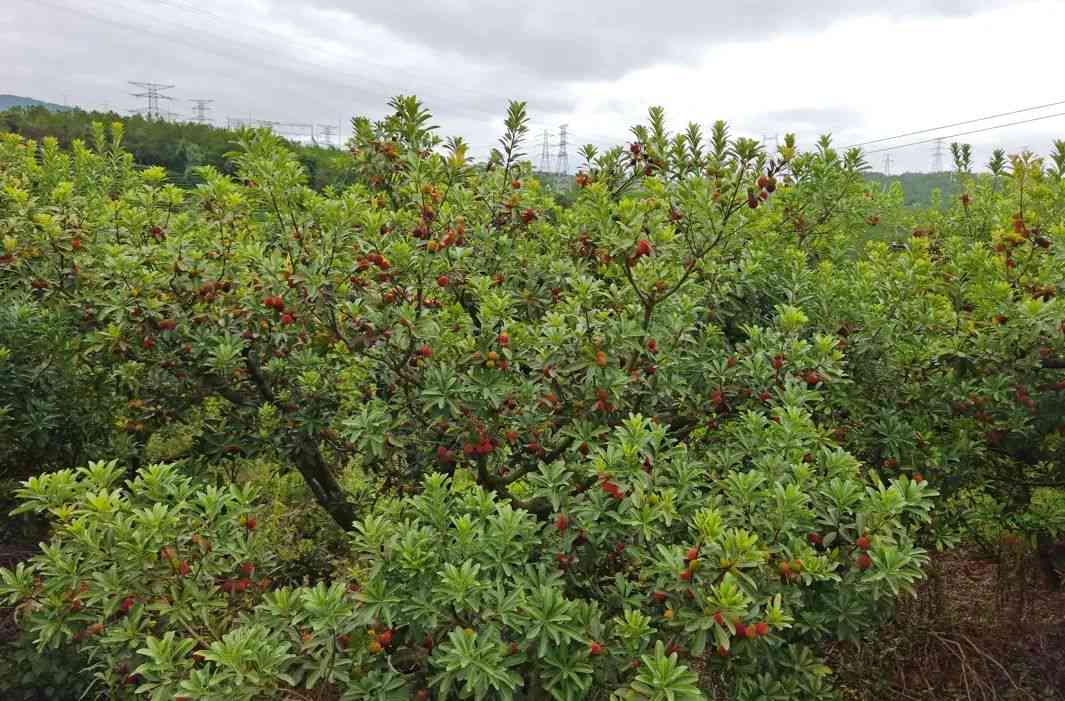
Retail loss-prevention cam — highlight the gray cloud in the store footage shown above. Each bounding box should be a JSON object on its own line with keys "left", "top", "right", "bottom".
{"left": 285, "top": 0, "right": 1009, "bottom": 81}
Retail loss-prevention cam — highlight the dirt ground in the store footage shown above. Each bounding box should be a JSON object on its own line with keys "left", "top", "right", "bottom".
{"left": 829, "top": 548, "right": 1065, "bottom": 700}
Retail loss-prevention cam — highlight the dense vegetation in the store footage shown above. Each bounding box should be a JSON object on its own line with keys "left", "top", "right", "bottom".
{"left": 0, "top": 105, "right": 354, "bottom": 191}
{"left": 0, "top": 96, "right": 1063, "bottom": 700}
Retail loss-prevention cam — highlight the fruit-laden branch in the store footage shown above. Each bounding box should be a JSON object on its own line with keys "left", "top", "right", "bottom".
{"left": 242, "top": 348, "right": 358, "bottom": 530}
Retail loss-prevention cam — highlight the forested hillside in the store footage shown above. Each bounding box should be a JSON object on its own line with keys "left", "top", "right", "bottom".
{"left": 0, "top": 105, "right": 353, "bottom": 190}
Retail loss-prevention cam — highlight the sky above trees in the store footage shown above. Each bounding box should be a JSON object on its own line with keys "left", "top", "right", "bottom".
{"left": 5, "top": 0, "right": 1065, "bottom": 172}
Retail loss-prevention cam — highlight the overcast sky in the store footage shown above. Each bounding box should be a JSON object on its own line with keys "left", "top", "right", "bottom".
{"left": 6, "top": 0, "right": 1065, "bottom": 173}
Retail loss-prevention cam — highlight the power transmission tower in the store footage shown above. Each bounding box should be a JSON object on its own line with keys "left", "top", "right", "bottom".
{"left": 538, "top": 129, "right": 552, "bottom": 174}
{"left": 316, "top": 124, "right": 338, "bottom": 147}
{"left": 189, "top": 98, "right": 214, "bottom": 125}
{"left": 882, "top": 153, "right": 894, "bottom": 176}
{"left": 931, "top": 138, "right": 945, "bottom": 172}
{"left": 555, "top": 124, "right": 569, "bottom": 176}
{"left": 128, "top": 81, "right": 175, "bottom": 120}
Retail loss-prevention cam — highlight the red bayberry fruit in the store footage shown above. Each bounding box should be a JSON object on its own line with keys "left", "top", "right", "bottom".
{"left": 652, "top": 590, "right": 667, "bottom": 603}
{"left": 595, "top": 350, "right": 608, "bottom": 368}
{"left": 239, "top": 562, "right": 255, "bottom": 577}
{"left": 913, "top": 473, "right": 925, "bottom": 483}
{"left": 244, "top": 516, "right": 257, "bottom": 531}
{"left": 856, "top": 536, "right": 871, "bottom": 551}
{"left": 808, "top": 532, "right": 822, "bottom": 546}
{"left": 755, "top": 622, "right": 769, "bottom": 637}
{"left": 713, "top": 611, "right": 726, "bottom": 626}
{"left": 281, "top": 313, "right": 295, "bottom": 326}
{"left": 418, "top": 345, "right": 432, "bottom": 358}
{"left": 734, "top": 622, "right": 747, "bottom": 638}
{"left": 856, "top": 553, "right": 873, "bottom": 570}
{"left": 679, "top": 569, "right": 692, "bottom": 582}
{"left": 498, "top": 332, "right": 509, "bottom": 346}
{"left": 415, "top": 689, "right": 430, "bottom": 701}
{"left": 555, "top": 513, "right": 569, "bottom": 534}
{"left": 588, "top": 641, "right": 605, "bottom": 656}
{"left": 376, "top": 629, "right": 393, "bottom": 647}
{"left": 634, "top": 239, "right": 653, "bottom": 258}
{"left": 436, "top": 275, "right": 449, "bottom": 287}
{"left": 685, "top": 546, "right": 699, "bottom": 562}
{"left": 647, "top": 338, "right": 657, "bottom": 353}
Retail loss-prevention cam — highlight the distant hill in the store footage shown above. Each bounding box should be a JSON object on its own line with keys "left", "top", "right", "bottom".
{"left": 0, "top": 94, "right": 70, "bottom": 112}
{"left": 865, "top": 171, "right": 962, "bottom": 208}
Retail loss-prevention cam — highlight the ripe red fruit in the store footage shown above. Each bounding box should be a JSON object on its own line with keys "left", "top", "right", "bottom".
{"left": 415, "top": 689, "right": 430, "bottom": 701}
{"left": 734, "top": 622, "right": 747, "bottom": 638}
{"left": 159, "top": 319, "right": 177, "bottom": 331}
{"left": 634, "top": 239, "right": 653, "bottom": 258}
{"left": 280, "top": 313, "right": 295, "bottom": 326}
{"left": 652, "top": 590, "right": 667, "bottom": 603}
{"left": 808, "top": 532, "right": 822, "bottom": 546}
{"left": 376, "top": 629, "right": 394, "bottom": 647}
{"left": 177, "top": 560, "right": 191, "bottom": 577}
{"left": 745, "top": 624, "right": 758, "bottom": 639}
{"left": 755, "top": 622, "right": 769, "bottom": 637}
{"left": 856, "top": 553, "right": 873, "bottom": 570}
{"left": 679, "top": 569, "right": 692, "bottom": 582}
{"left": 555, "top": 513, "right": 569, "bottom": 534}
{"left": 913, "top": 473, "right": 925, "bottom": 483}
{"left": 120, "top": 596, "right": 135, "bottom": 612}
{"left": 646, "top": 338, "right": 657, "bottom": 353}
{"left": 498, "top": 332, "right": 509, "bottom": 346}
{"left": 595, "top": 350, "right": 608, "bottom": 368}
{"left": 511, "top": 179, "right": 522, "bottom": 189}
{"left": 141, "top": 336, "right": 156, "bottom": 350}
{"left": 522, "top": 208, "right": 536, "bottom": 224}
{"left": 418, "top": 345, "right": 432, "bottom": 358}
{"left": 436, "top": 275, "right": 449, "bottom": 287}
{"left": 726, "top": 356, "right": 737, "bottom": 368}
{"left": 804, "top": 370, "right": 821, "bottom": 386}
{"left": 239, "top": 562, "right": 255, "bottom": 577}
{"left": 713, "top": 611, "right": 726, "bottom": 626}
{"left": 685, "top": 546, "right": 699, "bottom": 562}
{"left": 856, "top": 536, "right": 871, "bottom": 551}
{"left": 244, "top": 515, "right": 257, "bottom": 531}
{"left": 588, "top": 641, "right": 605, "bottom": 656}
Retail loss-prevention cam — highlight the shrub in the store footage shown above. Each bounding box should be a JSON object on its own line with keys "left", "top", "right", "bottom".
{"left": 1, "top": 97, "right": 1062, "bottom": 698}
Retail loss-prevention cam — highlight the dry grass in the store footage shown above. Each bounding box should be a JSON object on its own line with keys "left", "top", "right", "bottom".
{"left": 830, "top": 548, "right": 1065, "bottom": 701}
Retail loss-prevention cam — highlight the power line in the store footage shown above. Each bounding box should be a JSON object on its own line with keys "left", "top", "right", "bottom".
{"left": 847, "top": 98, "right": 1065, "bottom": 149}
{"left": 863, "top": 110, "right": 1065, "bottom": 155}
